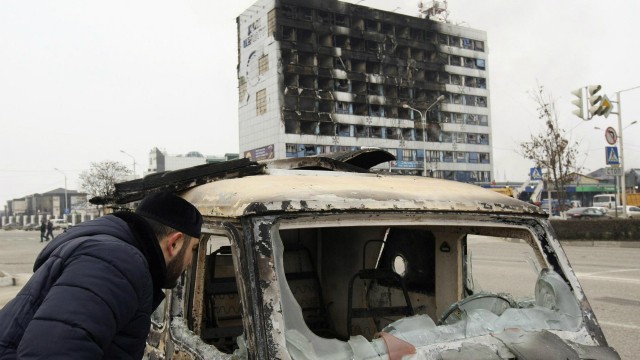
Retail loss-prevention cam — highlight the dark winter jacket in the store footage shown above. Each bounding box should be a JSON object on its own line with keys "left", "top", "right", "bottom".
{"left": 0, "top": 213, "right": 167, "bottom": 359}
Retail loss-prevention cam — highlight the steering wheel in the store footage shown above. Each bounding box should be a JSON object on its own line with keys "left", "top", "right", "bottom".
{"left": 438, "top": 293, "right": 514, "bottom": 325}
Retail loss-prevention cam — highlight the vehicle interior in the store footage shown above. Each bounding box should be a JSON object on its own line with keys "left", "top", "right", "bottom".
{"left": 192, "top": 219, "right": 547, "bottom": 355}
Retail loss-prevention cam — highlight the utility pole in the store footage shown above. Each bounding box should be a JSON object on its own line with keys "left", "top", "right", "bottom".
{"left": 54, "top": 168, "right": 68, "bottom": 217}
{"left": 120, "top": 150, "right": 137, "bottom": 178}
{"left": 403, "top": 95, "right": 445, "bottom": 177}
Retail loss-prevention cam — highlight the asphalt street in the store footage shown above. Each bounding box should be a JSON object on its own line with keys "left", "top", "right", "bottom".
{"left": 1, "top": 230, "right": 638, "bottom": 359}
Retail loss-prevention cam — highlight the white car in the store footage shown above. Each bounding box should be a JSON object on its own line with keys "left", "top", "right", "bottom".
{"left": 50, "top": 219, "right": 72, "bottom": 230}
{"left": 610, "top": 206, "right": 640, "bottom": 219}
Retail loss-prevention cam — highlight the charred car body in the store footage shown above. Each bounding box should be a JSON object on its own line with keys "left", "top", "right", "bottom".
{"left": 100, "top": 149, "right": 618, "bottom": 359}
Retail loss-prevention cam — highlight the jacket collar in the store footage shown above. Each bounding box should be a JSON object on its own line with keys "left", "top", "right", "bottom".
{"left": 113, "top": 211, "right": 167, "bottom": 309}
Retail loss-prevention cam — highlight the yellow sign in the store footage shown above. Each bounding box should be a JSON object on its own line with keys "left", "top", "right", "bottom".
{"left": 600, "top": 95, "right": 613, "bottom": 118}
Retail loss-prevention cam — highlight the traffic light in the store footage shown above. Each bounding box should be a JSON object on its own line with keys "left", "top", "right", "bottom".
{"left": 587, "top": 85, "right": 603, "bottom": 119}
{"left": 593, "top": 95, "right": 613, "bottom": 118}
{"left": 571, "top": 87, "right": 585, "bottom": 120}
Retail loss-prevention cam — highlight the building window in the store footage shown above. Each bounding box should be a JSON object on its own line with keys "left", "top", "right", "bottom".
{"left": 239, "top": 78, "right": 247, "bottom": 102}
{"left": 268, "top": 9, "right": 276, "bottom": 36}
{"left": 464, "top": 77, "right": 476, "bottom": 88}
{"left": 335, "top": 102, "right": 351, "bottom": 114}
{"left": 259, "top": 55, "right": 269, "bottom": 75}
{"left": 464, "top": 95, "right": 474, "bottom": 106}
{"left": 428, "top": 150, "right": 439, "bottom": 162}
{"left": 464, "top": 57, "right": 475, "bottom": 68}
{"left": 443, "top": 151, "right": 453, "bottom": 162}
{"left": 475, "top": 40, "right": 485, "bottom": 52}
{"left": 476, "top": 59, "right": 486, "bottom": 70}
{"left": 256, "top": 89, "right": 267, "bottom": 115}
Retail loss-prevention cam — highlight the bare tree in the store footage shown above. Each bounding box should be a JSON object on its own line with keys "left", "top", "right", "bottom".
{"left": 79, "top": 161, "right": 131, "bottom": 204}
{"left": 520, "top": 85, "right": 581, "bottom": 211}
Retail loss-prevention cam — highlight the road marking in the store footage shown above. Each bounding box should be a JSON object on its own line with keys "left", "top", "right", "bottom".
{"left": 599, "top": 321, "right": 640, "bottom": 331}
{"left": 578, "top": 268, "right": 640, "bottom": 277}
{"left": 576, "top": 274, "right": 640, "bottom": 285}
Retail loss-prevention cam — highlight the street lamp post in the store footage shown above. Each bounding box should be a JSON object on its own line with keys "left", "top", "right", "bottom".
{"left": 53, "top": 168, "right": 68, "bottom": 217}
{"left": 403, "top": 95, "right": 446, "bottom": 177}
{"left": 611, "top": 86, "right": 640, "bottom": 218}
{"left": 120, "top": 150, "right": 137, "bottom": 178}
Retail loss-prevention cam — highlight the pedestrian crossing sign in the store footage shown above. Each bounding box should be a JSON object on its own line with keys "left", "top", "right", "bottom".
{"left": 605, "top": 146, "right": 620, "bottom": 165}
{"left": 529, "top": 167, "right": 543, "bottom": 180}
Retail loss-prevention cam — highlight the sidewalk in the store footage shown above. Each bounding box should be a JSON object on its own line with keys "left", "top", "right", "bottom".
{"left": 0, "top": 272, "right": 32, "bottom": 308}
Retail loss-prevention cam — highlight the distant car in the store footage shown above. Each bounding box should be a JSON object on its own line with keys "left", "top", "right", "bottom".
{"left": 566, "top": 207, "right": 610, "bottom": 219}
{"left": 2, "top": 222, "right": 22, "bottom": 230}
{"left": 609, "top": 206, "right": 640, "bottom": 219}
{"left": 50, "top": 219, "right": 72, "bottom": 230}
{"left": 540, "top": 199, "right": 572, "bottom": 216}
{"left": 22, "top": 222, "right": 39, "bottom": 231}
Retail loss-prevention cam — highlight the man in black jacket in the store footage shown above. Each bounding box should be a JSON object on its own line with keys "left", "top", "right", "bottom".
{"left": 0, "top": 191, "right": 203, "bottom": 359}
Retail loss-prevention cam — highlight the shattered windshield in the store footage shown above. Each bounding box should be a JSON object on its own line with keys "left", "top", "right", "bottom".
{"left": 268, "top": 221, "right": 584, "bottom": 359}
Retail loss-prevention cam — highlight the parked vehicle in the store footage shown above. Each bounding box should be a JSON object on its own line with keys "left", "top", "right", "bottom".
{"left": 2, "top": 222, "right": 22, "bottom": 231}
{"left": 539, "top": 199, "right": 572, "bottom": 216}
{"left": 566, "top": 207, "right": 611, "bottom": 219}
{"left": 50, "top": 219, "right": 72, "bottom": 230}
{"left": 609, "top": 206, "right": 640, "bottom": 219}
{"left": 98, "top": 150, "right": 618, "bottom": 359}
{"left": 592, "top": 194, "right": 617, "bottom": 209}
{"left": 22, "top": 222, "right": 39, "bottom": 231}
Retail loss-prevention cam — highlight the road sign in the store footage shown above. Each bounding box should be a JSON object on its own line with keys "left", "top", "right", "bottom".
{"left": 600, "top": 95, "right": 613, "bottom": 118}
{"left": 604, "top": 167, "right": 623, "bottom": 176}
{"left": 605, "top": 146, "right": 620, "bottom": 165}
{"left": 529, "top": 167, "right": 543, "bottom": 180}
{"left": 605, "top": 127, "right": 617, "bottom": 145}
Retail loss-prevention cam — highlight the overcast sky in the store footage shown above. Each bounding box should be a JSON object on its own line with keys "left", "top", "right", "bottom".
{"left": 1, "top": 0, "right": 639, "bottom": 207}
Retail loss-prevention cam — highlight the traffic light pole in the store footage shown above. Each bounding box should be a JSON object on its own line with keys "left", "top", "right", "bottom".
{"left": 611, "top": 85, "right": 640, "bottom": 218}
{"left": 615, "top": 91, "right": 627, "bottom": 218}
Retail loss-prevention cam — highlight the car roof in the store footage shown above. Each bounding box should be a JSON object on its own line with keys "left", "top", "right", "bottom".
{"left": 102, "top": 149, "right": 546, "bottom": 219}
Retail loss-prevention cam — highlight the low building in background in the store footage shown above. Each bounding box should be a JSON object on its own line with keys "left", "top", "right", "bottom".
{"left": 147, "top": 147, "right": 239, "bottom": 174}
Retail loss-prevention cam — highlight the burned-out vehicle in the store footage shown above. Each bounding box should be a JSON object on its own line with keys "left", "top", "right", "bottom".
{"left": 104, "top": 149, "right": 618, "bottom": 359}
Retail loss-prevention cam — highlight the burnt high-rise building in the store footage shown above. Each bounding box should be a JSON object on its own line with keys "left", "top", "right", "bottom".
{"left": 238, "top": 0, "right": 491, "bottom": 182}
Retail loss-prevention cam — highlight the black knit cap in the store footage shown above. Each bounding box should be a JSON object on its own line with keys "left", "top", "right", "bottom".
{"left": 135, "top": 192, "right": 203, "bottom": 238}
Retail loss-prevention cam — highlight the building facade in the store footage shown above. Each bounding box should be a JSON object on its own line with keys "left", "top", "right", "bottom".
{"left": 147, "top": 147, "right": 239, "bottom": 174}
{"left": 4, "top": 188, "right": 86, "bottom": 218}
{"left": 237, "top": 0, "right": 492, "bottom": 181}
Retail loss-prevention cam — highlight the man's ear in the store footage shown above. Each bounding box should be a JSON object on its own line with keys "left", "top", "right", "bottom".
{"left": 164, "top": 232, "right": 184, "bottom": 258}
